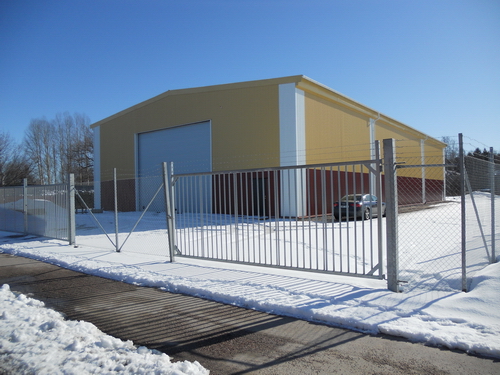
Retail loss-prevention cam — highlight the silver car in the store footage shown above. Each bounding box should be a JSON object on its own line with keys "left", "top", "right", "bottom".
{"left": 333, "top": 194, "right": 386, "bottom": 220}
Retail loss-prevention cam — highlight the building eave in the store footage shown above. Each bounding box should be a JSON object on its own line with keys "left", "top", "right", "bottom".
{"left": 296, "top": 76, "right": 446, "bottom": 148}
{"left": 90, "top": 75, "right": 304, "bottom": 129}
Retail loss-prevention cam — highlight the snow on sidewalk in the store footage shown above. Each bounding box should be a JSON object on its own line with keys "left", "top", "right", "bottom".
{"left": 0, "top": 283, "right": 209, "bottom": 375}
{"left": 1, "top": 232, "right": 500, "bottom": 361}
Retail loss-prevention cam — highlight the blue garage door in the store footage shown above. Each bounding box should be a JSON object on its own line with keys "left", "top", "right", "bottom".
{"left": 137, "top": 121, "right": 212, "bottom": 212}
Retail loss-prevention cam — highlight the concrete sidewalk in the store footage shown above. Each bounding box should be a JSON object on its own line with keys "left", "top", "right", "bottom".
{"left": 1, "top": 253, "right": 498, "bottom": 374}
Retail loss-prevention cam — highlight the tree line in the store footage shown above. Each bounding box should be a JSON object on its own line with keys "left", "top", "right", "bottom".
{"left": 441, "top": 136, "right": 500, "bottom": 166}
{"left": 0, "top": 112, "right": 93, "bottom": 187}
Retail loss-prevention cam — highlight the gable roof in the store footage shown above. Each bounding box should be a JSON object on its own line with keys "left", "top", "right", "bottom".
{"left": 91, "top": 75, "right": 445, "bottom": 148}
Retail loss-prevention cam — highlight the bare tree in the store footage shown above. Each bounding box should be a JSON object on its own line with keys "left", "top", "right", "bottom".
{"left": 54, "top": 112, "right": 73, "bottom": 182}
{"left": 54, "top": 112, "right": 93, "bottom": 183}
{"left": 72, "top": 113, "right": 93, "bottom": 184}
{"left": 24, "top": 118, "right": 58, "bottom": 184}
{"left": 0, "top": 131, "right": 33, "bottom": 186}
{"left": 441, "top": 136, "right": 459, "bottom": 163}
{"left": 23, "top": 113, "right": 93, "bottom": 184}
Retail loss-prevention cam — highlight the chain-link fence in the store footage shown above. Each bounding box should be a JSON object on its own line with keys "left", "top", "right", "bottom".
{"left": 464, "top": 156, "right": 499, "bottom": 282}
{"left": 75, "top": 135, "right": 498, "bottom": 293}
{"left": 397, "top": 154, "right": 463, "bottom": 291}
{"left": 75, "top": 182, "right": 94, "bottom": 213}
{"left": 395, "top": 139, "right": 498, "bottom": 292}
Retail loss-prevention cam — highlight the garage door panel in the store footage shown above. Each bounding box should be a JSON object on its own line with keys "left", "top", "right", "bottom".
{"left": 137, "top": 121, "right": 211, "bottom": 212}
{"left": 138, "top": 121, "right": 211, "bottom": 175}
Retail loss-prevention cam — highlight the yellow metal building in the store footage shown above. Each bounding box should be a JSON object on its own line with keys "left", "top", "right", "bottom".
{"left": 91, "top": 75, "right": 446, "bottom": 212}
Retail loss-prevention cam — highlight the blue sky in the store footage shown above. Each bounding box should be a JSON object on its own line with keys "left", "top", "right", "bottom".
{"left": 1, "top": 0, "right": 499, "bottom": 152}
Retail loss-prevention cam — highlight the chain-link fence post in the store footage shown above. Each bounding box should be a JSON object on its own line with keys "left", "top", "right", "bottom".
{"left": 68, "top": 173, "right": 75, "bottom": 245}
{"left": 459, "top": 133, "right": 467, "bottom": 291}
{"left": 163, "top": 162, "right": 177, "bottom": 262}
{"left": 490, "top": 147, "right": 496, "bottom": 263}
{"left": 113, "top": 168, "right": 119, "bottom": 252}
{"left": 23, "top": 178, "right": 28, "bottom": 234}
{"left": 383, "top": 138, "right": 399, "bottom": 292}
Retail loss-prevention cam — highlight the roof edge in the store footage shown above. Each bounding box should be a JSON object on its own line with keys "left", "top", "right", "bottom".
{"left": 91, "top": 75, "right": 446, "bottom": 148}
{"left": 91, "top": 75, "right": 304, "bottom": 128}
{"left": 296, "top": 76, "right": 446, "bottom": 147}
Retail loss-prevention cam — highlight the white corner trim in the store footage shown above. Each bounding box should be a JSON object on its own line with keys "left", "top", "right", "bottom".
{"left": 279, "top": 83, "right": 306, "bottom": 167}
{"left": 279, "top": 83, "right": 306, "bottom": 217}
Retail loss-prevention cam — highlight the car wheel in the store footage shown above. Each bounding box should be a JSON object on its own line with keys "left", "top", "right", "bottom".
{"left": 382, "top": 207, "right": 386, "bottom": 217}
{"left": 363, "top": 208, "right": 371, "bottom": 220}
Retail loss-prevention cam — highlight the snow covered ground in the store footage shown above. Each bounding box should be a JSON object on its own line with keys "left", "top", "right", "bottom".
{"left": 0, "top": 193, "right": 499, "bottom": 373}
{"left": 0, "top": 284, "right": 208, "bottom": 375}
{"left": 72, "top": 193, "right": 498, "bottom": 293}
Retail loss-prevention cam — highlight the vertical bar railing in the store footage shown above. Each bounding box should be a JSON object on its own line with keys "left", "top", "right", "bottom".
{"left": 329, "top": 166, "right": 335, "bottom": 272}
{"left": 313, "top": 168, "right": 319, "bottom": 270}
{"left": 171, "top": 158, "right": 386, "bottom": 279}
{"left": 273, "top": 170, "right": 279, "bottom": 266}
{"left": 337, "top": 166, "right": 343, "bottom": 273}
{"left": 234, "top": 172, "right": 239, "bottom": 261}
{"left": 201, "top": 174, "right": 205, "bottom": 257}
{"left": 321, "top": 167, "right": 327, "bottom": 271}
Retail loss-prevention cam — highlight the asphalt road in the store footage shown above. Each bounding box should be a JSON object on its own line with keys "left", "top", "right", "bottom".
{"left": 0, "top": 253, "right": 498, "bottom": 374}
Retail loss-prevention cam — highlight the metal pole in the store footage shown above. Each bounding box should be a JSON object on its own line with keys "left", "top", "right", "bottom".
{"left": 199, "top": 175, "right": 205, "bottom": 257}
{"left": 421, "top": 139, "right": 426, "bottom": 204}
{"left": 234, "top": 173, "right": 240, "bottom": 261}
{"left": 163, "top": 162, "right": 176, "bottom": 262}
{"left": 375, "top": 140, "right": 384, "bottom": 279}
{"left": 114, "top": 168, "right": 119, "bottom": 252}
{"left": 68, "top": 174, "right": 75, "bottom": 245}
{"left": 459, "top": 133, "right": 467, "bottom": 291}
{"left": 274, "top": 170, "right": 280, "bottom": 265}
{"left": 23, "top": 178, "right": 28, "bottom": 234}
{"left": 490, "top": 147, "right": 496, "bottom": 263}
{"left": 321, "top": 167, "right": 327, "bottom": 271}
{"left": 383, "top": 138, "right": 399, "bottom": 292}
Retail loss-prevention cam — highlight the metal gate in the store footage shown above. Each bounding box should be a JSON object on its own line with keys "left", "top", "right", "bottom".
{"left": 170, "top": 157, "right": 386, "bottom": 279}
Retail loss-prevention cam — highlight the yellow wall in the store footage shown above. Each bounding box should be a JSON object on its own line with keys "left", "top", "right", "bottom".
{"left": 95, "top": 75, "right": 446, "bottom": 182}
{"left": 376, "top": 121, "right": 444, "bottom": 179}
{"left": 304, "top": 92, "right": 371, "bottom": 164}
{"left": 421, "top": 142, "right": 445, "bottom": 180}
{"left": 298, "top": 76, "right": 445, "bottom": 181}
{"left": 96, "top": 83, "right": 282, "bottom": 180}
